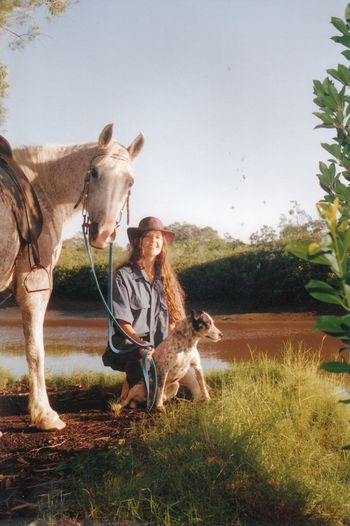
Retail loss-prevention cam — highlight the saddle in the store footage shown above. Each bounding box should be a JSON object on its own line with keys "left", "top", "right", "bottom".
{"left": 0, "top": 135, "right": 43, "bottom": 302}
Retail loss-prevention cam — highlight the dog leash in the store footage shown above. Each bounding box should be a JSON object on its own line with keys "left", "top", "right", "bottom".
{"left": 82, "top": 232, "right": 157, "bottom": 411}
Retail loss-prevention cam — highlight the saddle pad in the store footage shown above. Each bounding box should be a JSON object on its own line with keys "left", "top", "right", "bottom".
{"left": 0, "top": 155, "right": 43, "bottom": 247}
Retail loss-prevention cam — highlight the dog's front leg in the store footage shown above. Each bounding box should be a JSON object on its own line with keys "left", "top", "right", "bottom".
{"left": 193, "top": 365, "right": 211, "bottom": 401}
{"left": 155, "top": 371, "right": 168, "bottom": 411}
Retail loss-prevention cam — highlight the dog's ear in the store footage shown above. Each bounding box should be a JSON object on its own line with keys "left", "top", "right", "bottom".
{"left": 191, "top": 309, "right": 203, "bottom": 321}
{"left": 191, "top": 310, "right": 205, "bottom": 331}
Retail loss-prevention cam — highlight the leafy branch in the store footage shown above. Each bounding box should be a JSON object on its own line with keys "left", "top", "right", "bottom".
{"left": 287, "top": 7, "right": 350, "bottom": 390}
{"left": 0, "top": 0, "right": 77, "bottom": 126}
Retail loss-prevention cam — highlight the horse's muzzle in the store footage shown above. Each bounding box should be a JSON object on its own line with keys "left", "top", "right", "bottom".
{"left": 89, "top": 222, "right": 116, "bottom": 249}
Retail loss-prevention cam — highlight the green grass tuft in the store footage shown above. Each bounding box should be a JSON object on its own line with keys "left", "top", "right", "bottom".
{"left": 0, "top": 367, "right": 18, "bottom": 391}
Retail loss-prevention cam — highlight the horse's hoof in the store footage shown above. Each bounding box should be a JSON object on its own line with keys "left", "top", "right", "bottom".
{"left": 50, "top": 418, "right": 66, "bottom": 431}
{"left": 33, "top": 416, "right": 66, "bottom": 431}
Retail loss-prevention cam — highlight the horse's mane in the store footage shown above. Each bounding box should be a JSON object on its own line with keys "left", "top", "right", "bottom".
{"left": 12, "top": 142, "right": 97, "bottom": 183}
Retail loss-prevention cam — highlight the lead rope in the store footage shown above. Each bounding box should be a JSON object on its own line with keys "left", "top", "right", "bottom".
{"left": 81, "top": 207, "right": 157, "bottom": 411}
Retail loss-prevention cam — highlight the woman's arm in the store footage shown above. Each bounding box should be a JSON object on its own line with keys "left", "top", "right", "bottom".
{"left": 118, "top": 319, "right": 154, "bottom": 355}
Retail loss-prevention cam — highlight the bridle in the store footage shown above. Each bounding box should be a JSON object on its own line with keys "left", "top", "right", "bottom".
{"left": 74, "top": 150, "right": 132, "bottom": 236}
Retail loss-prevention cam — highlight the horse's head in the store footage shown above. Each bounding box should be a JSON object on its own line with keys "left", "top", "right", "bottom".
{"left": 86, "top": 124, "right": 144, "bottom": 249}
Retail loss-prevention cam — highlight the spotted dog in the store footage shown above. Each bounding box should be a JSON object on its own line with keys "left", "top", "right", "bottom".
{"left": 120, "top": 310, "right": 223, "bottom": 411}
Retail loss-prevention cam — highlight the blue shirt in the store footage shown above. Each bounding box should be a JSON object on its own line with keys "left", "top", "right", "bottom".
{"left": 112, "top": 264, "right": 169, "bottom": 347}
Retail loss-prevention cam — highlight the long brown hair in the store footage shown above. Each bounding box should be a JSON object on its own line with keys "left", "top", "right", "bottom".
{"left": 120, "top": 234, "right": 185, "bottom": 325}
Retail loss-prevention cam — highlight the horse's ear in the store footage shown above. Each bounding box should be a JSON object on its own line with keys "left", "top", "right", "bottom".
{"left": 98, "top": 124, "right": 114, "bottom": 147}
{"left": 0, "top": 136, "right": 13, "bottom": 158}
{"left": 127, "top": 132, "right": 144, "bottom": 160}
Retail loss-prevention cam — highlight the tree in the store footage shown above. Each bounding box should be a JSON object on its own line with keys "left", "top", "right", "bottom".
{"left": 167, "top": 222, "right": 222, "bottom": 244}
{"left": 278, "top": 201, "right": 324, "bottom": 243}
{"left": 249, "top": 225, "right": 278, "bottom": 248}
{"left": 0, "top": 0, "right": 76, "bottom": 125}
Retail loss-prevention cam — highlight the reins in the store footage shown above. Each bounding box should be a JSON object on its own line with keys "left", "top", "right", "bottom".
{"left": 80, "top": 158, "right": 157, "bottom": 411}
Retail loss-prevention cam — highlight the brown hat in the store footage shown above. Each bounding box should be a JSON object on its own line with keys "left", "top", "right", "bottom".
{"left": 127, "top": 216, "right": 175, "bottom": 244}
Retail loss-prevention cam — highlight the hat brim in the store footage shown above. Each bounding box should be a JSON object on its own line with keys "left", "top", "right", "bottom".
{"left": 127, "top": 227, "right": 175, "bottom": 244}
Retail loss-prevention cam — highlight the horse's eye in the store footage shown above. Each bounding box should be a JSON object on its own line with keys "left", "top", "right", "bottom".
{"left": 91, "top": 167, "right": 98, "bottom": 179}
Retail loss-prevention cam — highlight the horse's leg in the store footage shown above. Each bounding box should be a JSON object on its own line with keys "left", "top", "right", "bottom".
{"left": 18, "top": 288, "right": 66, "bottom": 430}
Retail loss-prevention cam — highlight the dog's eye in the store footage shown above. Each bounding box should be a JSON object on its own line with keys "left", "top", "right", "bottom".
{"left": 90, "top": 167, "right": 98, "bottom": 179}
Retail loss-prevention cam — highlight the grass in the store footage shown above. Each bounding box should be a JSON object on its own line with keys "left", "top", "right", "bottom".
{"left": 20, "top": 344, "right": 348, "bottom": 526}
{"left": 0, "top": 366, "right": 19, "bottom": 391}
{"left": 0, "top": 367, "right": 123, "bottom": 393}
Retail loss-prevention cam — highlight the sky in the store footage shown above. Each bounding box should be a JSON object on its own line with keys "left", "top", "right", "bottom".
{"left": 1, "top": 0, "right": 348, "bottom": 247}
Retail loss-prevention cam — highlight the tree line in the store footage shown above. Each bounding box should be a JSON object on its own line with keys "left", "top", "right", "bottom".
{"left": 53, "top": 203, "right": 330, "bottom": 311}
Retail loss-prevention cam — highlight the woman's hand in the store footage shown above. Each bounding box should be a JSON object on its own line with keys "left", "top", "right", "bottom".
{"left": 117, "top": 319, "right": 154, "bottom": 358}
{"left": 138, "top": 345, "right": 154, "bottom": 358}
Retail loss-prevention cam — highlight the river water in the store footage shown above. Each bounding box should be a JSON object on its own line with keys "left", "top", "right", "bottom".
{"left": 0, "top": 304, "right": 342, "bottom": 378}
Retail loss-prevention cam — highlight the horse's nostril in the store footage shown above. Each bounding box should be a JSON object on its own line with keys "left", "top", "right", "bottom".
{"left": 89, "top": 222, "right": 98, "bottom": 240}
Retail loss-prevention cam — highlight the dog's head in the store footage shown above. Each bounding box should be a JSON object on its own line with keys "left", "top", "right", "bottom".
{"left": 191, "top": 310, "right": 223, "bottom": 341}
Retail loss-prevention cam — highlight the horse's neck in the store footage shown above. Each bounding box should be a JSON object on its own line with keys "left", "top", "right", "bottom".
{"left": 13, "top": 143, "right": 96, "bottom": 226}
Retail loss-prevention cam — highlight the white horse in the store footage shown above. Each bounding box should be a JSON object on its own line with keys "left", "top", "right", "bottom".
{"left": 0, "top": 123, "right": 144, "bottom": 431}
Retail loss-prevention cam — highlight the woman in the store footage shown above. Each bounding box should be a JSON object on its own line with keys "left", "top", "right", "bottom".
{"left": 103, "top": 216, "right": 201, "bottom": 401}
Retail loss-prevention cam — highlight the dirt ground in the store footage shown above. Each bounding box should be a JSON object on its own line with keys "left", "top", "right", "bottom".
{"left": 0, "top": 386, "right": 140, "bottom": 525}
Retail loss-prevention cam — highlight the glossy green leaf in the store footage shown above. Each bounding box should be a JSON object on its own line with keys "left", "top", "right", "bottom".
{"left": 321, "top": 143, "right": 342, "bottom": 159}
{"left": 315, "top": 315, "right": 344, "bottom": 332}
{"left": 313, "top": 111, "right": 335, "bottom": 126}
{"left": 331, "top": 34, "right": 350, "bottom": 48}
{"left": 285, "top": 243, "right": 330, "bottom": 265}
{"left": 344, "top": 228, "right": 350, "bottom": 251}
{"left": 331, "top": 16, "right": 350, "bottom": 35}
{"left": 314, "top": 123, "right": 334, "bottom": 130}
{"left": 341, "top": 49, "right": 350, "bottom": 61}
{"left": 327, "top": 67, "right": 343, "bottom": 84}
{"left": 320, "top": 361, "right": 350, "bottom": 373}
{"left": 285, "top": 243, "right": 308, "bottom": 259}
{"left": 323, "top": 253, "right": 340, "bottom": 274}
{"left": 335, "top": 179, "right": 350, "bottom": 201}
{"left": 327, "top": 64, "right": 350, "bottom": 86}
{"left": 344, "top": 283, "right": 350, "bottom": 305}
{"left": 329, "top": 82, "right": 341, "bottom": 104}
{"left": 340, "top": 314, "right": 350, "bottom": 328}
{"left": 346, "top": 4, "right": 350, "bottom": 23}
{"left": 306, "top": 280, "right": 344, "bottom": 305}
{"left": 317, "top": 173, "right": 332, "bottom": 192}
{"left": 338, "top": 64, "right": 350, "bottom": 84}
{"left": 319, "top": 161, "right": 336, "bottom": 179}
{"left": 315, "top": 315, "right": 350, "bottom": 337}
